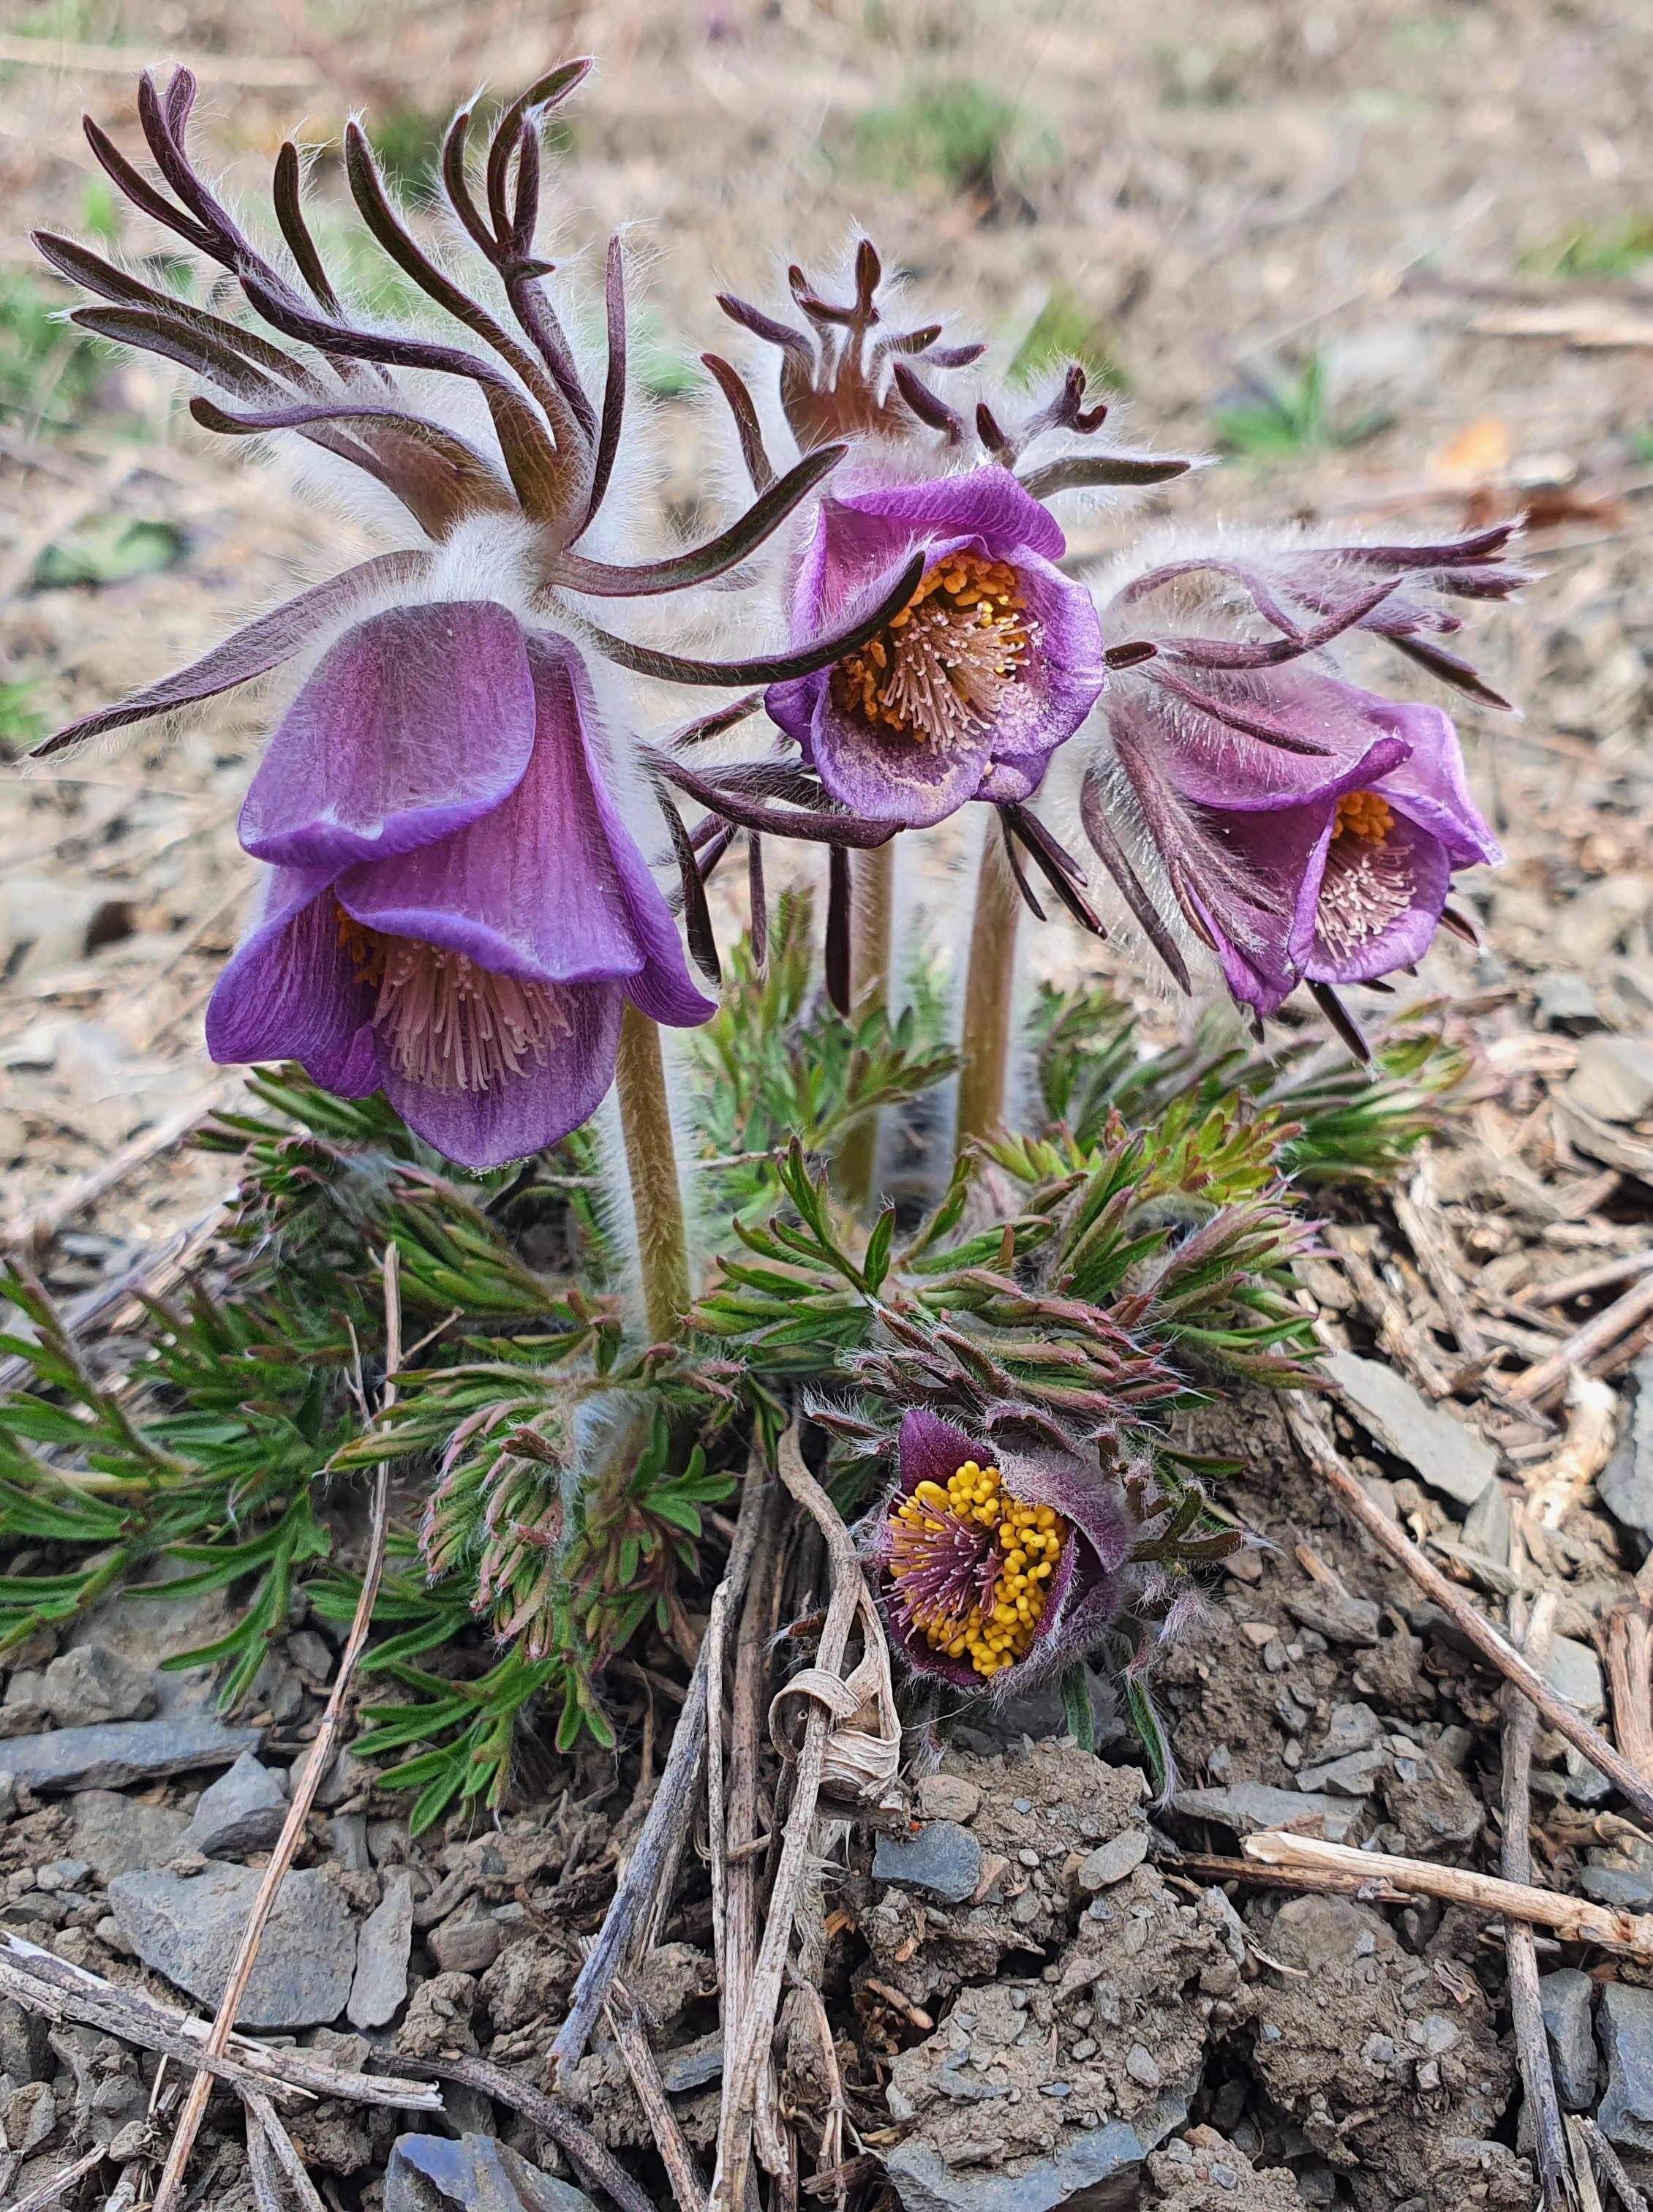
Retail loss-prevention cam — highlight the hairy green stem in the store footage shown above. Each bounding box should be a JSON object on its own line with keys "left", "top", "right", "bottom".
{"left": 954, "top": 826, "right": 1021, "bottom": 1158}
{"left": 835, "top": 840, "right": 896, "bottom": 1212}
{"left": 615, "top": 1003, "right": 691, "bottom": 1342}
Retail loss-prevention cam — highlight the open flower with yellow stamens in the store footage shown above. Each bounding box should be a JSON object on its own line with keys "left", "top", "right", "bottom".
{"left": 767, "top": 467, "right": 1107, "bottom": 829}
{"left": 868, "top": 1409, "right": 1131, "bottom": 1696}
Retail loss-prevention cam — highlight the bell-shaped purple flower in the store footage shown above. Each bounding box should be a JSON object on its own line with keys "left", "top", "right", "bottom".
{"left": 206, "top": 601, "right": 713, "bottom": 1168}
{"left": 1080, "top": 529, "right": 1517, "bottom": 1037}
{"left": 866, "top": 1408, "right": 1129, "bottom": 1697}
{"left": 767, "top": 467, "right": 1107, "bottom": 829}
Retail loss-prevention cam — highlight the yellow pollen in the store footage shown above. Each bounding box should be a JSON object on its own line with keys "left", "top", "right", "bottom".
{"left": 1333, "top": 789, "right": 1394, "bottom": 844}
{"left": 334, "top": 898, "right": 570, "bottom": 1095}
{"left": 888, "top": 1458, "right": 1069, "bottom": 1681}
{"left": 829, "top": 554, "right": 1031, "bottom": 751}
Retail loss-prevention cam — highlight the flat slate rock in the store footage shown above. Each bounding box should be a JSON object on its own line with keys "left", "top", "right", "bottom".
{"left": 886, "top": 2085, "right": 1190, "bottom": 2212}
{"left": 1323, "top": 1350, "right": 1497, "bottom": 1506}
{"left": 108, "top": 1859, "right": 355, "bottom": 2030}
{"left": 873, "top": 1821, "right": 983, "bottom": 1903}
{"left": 1173, "top": 1782, "right": 1362, "bottom": 1846}
{"left": 178, "top": 1751, "right": 287, "bottom": 1859}
{"left": 3, "top": 1717, "right": 262, "bottom": 1794}
{"left": 349, "top": 1870, "right": 414, "bottom": 2031}
{"left": 1539, "top": 1968, "right": 1597, "bottom": 2112}
{"left": 385, "top": 2132, "right": 598, "bottom": 2212}
{"left": 71, "top": 1791, "right": 189, "bottom": 1882}
{"left": 1599, "top": 1981, "right": 1653, "bottom": 2153}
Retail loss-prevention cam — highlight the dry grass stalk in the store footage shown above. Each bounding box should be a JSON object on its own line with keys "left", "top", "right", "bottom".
{"left": 9, "top": 2143, "right": 106, "bottom": 2212}
{"left": 242, "top": 2091, "right": 328, "bottom": 2212}
{"left": 1524, "top": 1370, "right": 1618, "bottom": 1529}
{"left": 1284, "top": 1395, "right": 1653, "bottom": 1827}
{"left": 1511, "top": 1272, "right": 1653, "bottom": 1405}
{"left": 150, "top": 1244, "right": 404, "bottom": 2212}
{"left": 1244, "top": 1829, "right": 1653, "bottom": 1957}
{"left": 1501, "top": 1590, "right": 1578, "bottom": 2212}
{"left": 1393, "top": 1149, "right": 1487, "bottom": 1363}
{"left": 385, "top": 2051, "right": 659, "bottom": 2212}
{"left": 606, "top": 1977, "right": 709, "bottom": 2212}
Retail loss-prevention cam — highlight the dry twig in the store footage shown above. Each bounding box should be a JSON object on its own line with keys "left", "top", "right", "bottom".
{"left": 384, "top": 2052, "right": 658, "bottom": 2212}
{"left": 151, "top": 1245, "right": 404, "bottom": 2212}
{"left": 1512, "top": 1272, "right": 1653, "bottom": 1405}
{"left": 1576, "top": 2115, "right": 1650, "bottom": 2212}
{"left": 1285, "top": 1396, "right": 1653, "bottom": 1827}
{"left": 1501, "top": 1590, "right": 1577, "bottom": 2212}
{"left": 243, "top": 2091, "right": 328, "bottom": 2212}
{"left": 1393, "top": 1150, "right": 1487, "bottom": 1364}
{"left": 9, "top": 2143, "right": 107, "bottom": 2212}
{"left": 1524, "top": 1371, "right": 1618, "bottom": 1529}
{"left": 607, "top": 1977, "right": 708, "bottom": 2212}
{"left": 1243, "top": 1829, "right": 1653, "bottom": 1956}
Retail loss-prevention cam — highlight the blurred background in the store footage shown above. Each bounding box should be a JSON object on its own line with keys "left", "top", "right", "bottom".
{"left": 0, "top": 0, "right": 1647, "bottom": 1298}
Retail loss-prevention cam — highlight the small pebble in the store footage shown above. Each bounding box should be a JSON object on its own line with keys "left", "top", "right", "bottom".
{"left": 1012, "top": 1798, "right": 1033, "bottom": 1814}
{"left": 1262, "top": 2022, "right": 1281, "bottom": 2042}
{"left": 1017, "top": 1848, "right": 1040, "bottom": 1868}
{"left": 1210, "top": 2165, "right": 1239, "bottom": 2192}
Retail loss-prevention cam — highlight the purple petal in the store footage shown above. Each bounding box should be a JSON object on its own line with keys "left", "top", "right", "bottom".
{"left": 204, "top": 868, "right": 377, "bottom": 1091}
{"left": 35, "top": 550, "right": 434, "bottom": 759}
{"left": 240, "top": 603, "right": 537, "bottom": 871}
{"left": 897, "top": 1407, "right": 983, "bottom": 1494}
{"left": 1136, "top": 666, "right": 1415, "bottom": 813}
{"left": 1371, "top": 703, "right": 1503, "bottom": 869}
{"left": 378, "top": 982, "right": 626, "bottom": 1170}
{"left": 826, "top": 464, "right": 1067, "bottom": 566}
{"left": 336, "top": 636, "right": 644, "bottom": 985}
{"left": 1306, "top": 810, "right": 1453, "bottom": 985}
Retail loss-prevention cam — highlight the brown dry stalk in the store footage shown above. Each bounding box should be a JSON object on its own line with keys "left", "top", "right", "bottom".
{"left": 1244, "top": 1830, "right": 1653, "bottom": 1959}
{"left": 607, "top": 1977, "right": 708, "bottom": 2212}
{"left": 243, "top": 2090, "right": 328, "bottom": 2212}
{"left": 1284, "top": 1396, "right": 1653, "bottom": 1829}
{"left": 150, "top": 1246, "right": 404, "bottom": 2212}
{"left": 9, "top": 2143, "right": 106, "bottom": 2212}
{"left": 385, "top": 2051, "right": 659, "bottom": 2212}
{"left": 711, "top": 1427, "right": 870, "bottom": 2212}
{"left": 1502, "top": 1591, "right": 1578, "bottom": 2212}
{"left": 1393, "top": 1150, "right": 1486, "bottom": 1362}
{"left": 1512, "top": 1270, "right": 1653, "bottom": 1405}
{"left": 1606, "top": 1601, "right": 1653, "bottom": 1783}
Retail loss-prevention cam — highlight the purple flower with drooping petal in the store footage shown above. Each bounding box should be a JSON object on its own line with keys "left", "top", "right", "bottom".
{"left": 765, "top": 466, "right": 1107, "bottom": 828}
{"left": 1079, "top": 528, "right": 1516, "bottom": 1045}
{"left": 206, "top": 603, "right": 713, "bottom": 1167}
{"left": 865, "top": 1408, "right": 1129, "bottom": 1697}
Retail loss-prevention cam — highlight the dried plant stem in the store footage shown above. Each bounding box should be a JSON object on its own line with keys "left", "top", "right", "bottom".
{"left": 1285, "top": 1395, "right": 1653, "bottom": 1828}
{"left": 1576, "top": 2116, "right": 1650, "bottom": 2212}
{"left": 616, "top": 1002, "right": 692, "bottom": 1342}
{"left": 151, "top": 1246, "right": 404, "bottom": 2212}
{"left": 607, "top": 1978, "right": 708, "bottom": 2212}
{"left": 1168, "top": 1854, "right": 1418, "bottom": 1905}
{"left": 1244, "top": 1829, "right": 1653, "bottom": 1958}
{"left": 243, "top": 2091, "right": 328, "bottom": 2212}
{"left": 712, "top": 1427, "right": 867, "bottom": 2212}
{"left": 1606, "top": 1594, "right": 1653, "bottom": 1782}
{"left": 1502, "top": 1591, "right": 1578, "bottom": 2212}
{"left": 1568, "top": 2118, "right": 1608, "bottom": 2212}
{"left": 551, "top": 1457, "right": 768, "bottom": 2078}
{"left": 387, "top": 2052, "right": 658, "bottom": 2212}
{"left": 9, "top": 2143, "right": 105, "bottom": 2212}
{"left": 954, "top": 821, "right": 1022, "bottom": 1158}
{"left": 1393, "top": 1150, "right": 1486, "bottom": 1363}
{"left": 837, "top": 840, "right": 897, "bottom": 1211}
{"left": 1513, "top": 1271, "right": 1653, "bottom": 1404}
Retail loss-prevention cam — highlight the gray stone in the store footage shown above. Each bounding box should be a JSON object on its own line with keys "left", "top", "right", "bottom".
{"left": 1539, "top": 1969, "right": 1597, "bottom": 2111}
{"left": 1172, "top": 1783, "right": 1362, "bottom": 1846}
{"left": 42, "top": 1644, "right": 156, "bottom": 1728}
{"left": 0, "top": 1768, "right": 12, "bottom": 1821}
{"left": 885, "top": 2088, "right": 1190, "bottom": 2212}
{"left": 1, "top": 1716, "right": 261, "bottom": 1794}
{"left": 71, "top": 1791, "right": 189, "bottom": 1881}
{"left": 429, "top": 1905, "right": 502, "bottom": 1976}
{"left": 1316, "top": 1704, "right": 1382, "bottom": 1761}
{"left": 1295, "top": 1747, "right": 1391, "bottom": 1798}
{"left": 331, "top": 1810, "right": 372, "bottom": 1872}
{"left": 1461, "top": 1478, "right": 1513, "bottom": 1570}
{"left": 108, "top": 1859, "right": 355, "bottom": 2029}
{"left": 177, "top": 1752, "right": 287, "bottom": 1859}
{"left": 1565, "top": 1036, "right": 1653, "bottom": 1126}
{"left": 1535, "top": 973, "right": 1603, "bottom": 1031}
{"left": 1599, "top": 1981, "right": 1653, "bottom": 2152}
{"left": 385, "top": 2131, "right": 598, "bottom": 2212}
{"left": 287, "top": 1739, "right": 369, "bottom": 1808}
{"left": 873, "top": 1821, "right": 983, "bottom": 1905}
{"left": 1282, "top": 1588, "right": 1379, "bottom": 1647}
{"left": 914, "top": 1774, "right": 982, "bottom": 1824}
{"left": 1581, "top": 1866, "right": 1653, "bottom": 1911}
{"left": 660, "top": 2028, "right": 724, "bottom": 2094}
{"left": 1546, "top": 1636, "right": 1605, "bottom": 1720}
{"left": 1074, "top": 1831, "right": 1148, "bottom": 1892}
{"left": 1323, "top": 1350, "right": 1497, "bottom": 1506}
{"left": 349, "top": 1868, "right": 413, "bottom": 2030}
{"left": 1600, "top": 1352, "right": 1653, "bottom": 1557}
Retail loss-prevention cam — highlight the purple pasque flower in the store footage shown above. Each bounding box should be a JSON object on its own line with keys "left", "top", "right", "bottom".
{"left": 1080, "top": 528, "right": 1520, "bottom": 1045}
{"left": 765, "top": 466, "right": 1107, "bottom": 828}
{"left": 206, "top": 606, "right": 712, "bottom": 1167}
{"left": 867, "top": 1408, "right": 1129, "bottom": 1696}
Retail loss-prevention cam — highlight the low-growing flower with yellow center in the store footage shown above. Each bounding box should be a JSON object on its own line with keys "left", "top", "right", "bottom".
{"left": 888, "top": 1457, "right": 1069, "bottom": 1680}
{"left": 830, "top": 555, "right": 1031, "bottom": 753}
{"left": 1332, "top": 789, "right": 1394, "bottom": 843}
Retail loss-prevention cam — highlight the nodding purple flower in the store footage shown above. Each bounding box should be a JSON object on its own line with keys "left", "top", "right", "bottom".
{"left": 766, "top": 467, "right": 1108, "bottom": 827}
{"left": 867, "top": 1409, "right": 1129, "bottom": 1696}
{"left": 205, "top": 607, "right": 712, "bottom": 1167}
{"left": 1080, "top": 529, "right": 1521, "bottom": 1045}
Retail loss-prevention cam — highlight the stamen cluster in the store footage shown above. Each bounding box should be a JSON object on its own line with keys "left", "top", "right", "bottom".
{"left": 830, "top": 555, "right": 1030, "bottom": 750}
{"left": 889, "top": 1458, "right": 1066, "bottom": 1678}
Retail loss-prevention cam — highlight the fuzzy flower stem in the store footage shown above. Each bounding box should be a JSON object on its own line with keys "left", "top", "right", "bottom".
{"left": 615, "top": 1004, "right": 690, "bottom": 1341}
{"left": 954, "top": 824, "right": 1021, "bottom": 1159}
{"left": 835, "top": 840, "right": 896, "bottom": 1211}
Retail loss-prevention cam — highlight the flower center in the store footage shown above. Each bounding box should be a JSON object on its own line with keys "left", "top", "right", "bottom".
{"left": 1314, "top": 822, "right": 1416, "bottom": 963}
{"left": 1332, "top": 789, "right": 1394, "bottom": 843}
{"left": 830, "top": 554, "right": 1031, "bottom": 750}
{"left": 336, "top": 902, "right": 570, "bottom": 1094}
{"left": 888, "top": 1458, "right": 1067, "bottom": 1679}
